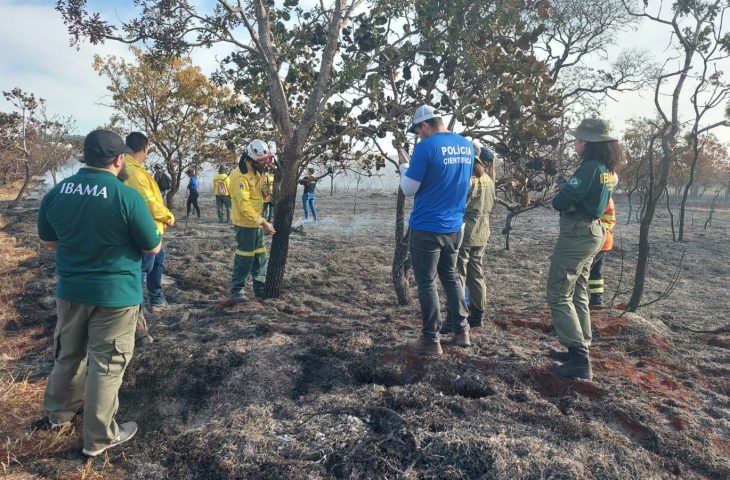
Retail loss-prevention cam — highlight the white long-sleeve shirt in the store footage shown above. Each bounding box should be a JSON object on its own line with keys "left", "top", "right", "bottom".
{"left": 399, "top": 164, "right": 421, "bottom": 197}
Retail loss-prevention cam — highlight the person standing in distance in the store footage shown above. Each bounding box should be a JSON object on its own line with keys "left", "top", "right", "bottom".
{"left": 39, "top": 130, "right": 161, "bottom": 456}
{"left": 229, "top": 139, "right": 276, "bottom": 301}
{"left": 587, "top": 197, "right": 617, "bottom": 308}
{"left": 547, "top": 118, "right": 619, "bottom": 380}
{"left": 124, "top": 132, "right": 175, "bottom": 340}
{"left": 298, "top": 167, "right": 329, "bottom": 222}
{"left": 399, "top": 105, "right": 474, "bottom": 356}
{"left": 442, "top": 145, "right": 496, "bottom": 331}
{"left": 153, "top": 164, "right": 171, "bottom": 203}
{"left": 185, "top": 169, "right": 201, "bottom": 219}
{"left": 212, "top": 165, "right": 232, "bottom": 223}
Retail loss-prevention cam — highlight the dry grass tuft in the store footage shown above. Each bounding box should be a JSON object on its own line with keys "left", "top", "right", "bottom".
{"left": 0, "top": 211, "right": 37, "bottom": 332}
{"left": 0, "top": 372, "right": 77, "bottom": 474}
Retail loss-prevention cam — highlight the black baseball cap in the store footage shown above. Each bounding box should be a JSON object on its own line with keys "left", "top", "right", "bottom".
{"left": 83, "top": 130, "right": 133, "bottom": 163}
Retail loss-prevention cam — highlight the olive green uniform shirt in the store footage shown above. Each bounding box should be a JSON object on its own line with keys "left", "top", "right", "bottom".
{"left": 462, "top": 174, "right": 496, "bottom": 247}
{"left": 553, "top": 159, "right": 617, "bottom": 218}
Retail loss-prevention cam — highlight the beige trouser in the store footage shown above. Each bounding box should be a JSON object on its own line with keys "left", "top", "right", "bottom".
{"left": 44, "top": 299, "right": 137, "bottom": 452}
{"left": 457, "top": 244, "right": 487, "bottom": 312}
{"left": 546, "top": 216, "right": 605, "bottom": 349}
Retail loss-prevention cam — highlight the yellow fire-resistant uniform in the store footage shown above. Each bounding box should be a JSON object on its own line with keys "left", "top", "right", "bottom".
{"left": 229, "top": 161, "right": 267, "bottom": 298}
{"left": 212, "top": 173, "right": 232, "bottom": 223}
{"left": 124, "top": 155, "right": 175, "bottom": 234}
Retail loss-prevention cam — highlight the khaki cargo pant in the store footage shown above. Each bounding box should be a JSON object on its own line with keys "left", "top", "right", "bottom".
{"left": 44, "top": 299, "right": 137, "bottom": 452}
{"left": 546, "top": 216, "right": 604, "bottom": 349}
{"left": 457, "top": 244, "right": 487, "bottom": 312}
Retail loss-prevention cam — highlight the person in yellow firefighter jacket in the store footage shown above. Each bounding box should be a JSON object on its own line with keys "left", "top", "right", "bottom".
{"left": 123, "top": 132, "right": 175, "bottom": 345}
{"left": 262, "top": 171, "right": 276, "bottom": 223}
{"left": 212, "top": 165, "right": 231, "bottom": 223}
{"left": 587, "top": 197, "right": 617, "bottom": 307}
{"left": 229, "top": 139, "right": 276, "bottom": 301}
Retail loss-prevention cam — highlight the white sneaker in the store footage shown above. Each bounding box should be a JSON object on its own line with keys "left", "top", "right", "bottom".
{"left": 50, "top": 420, "right": 71, "bottom": 430}
{"left": 82, "top": 421, "right": 138, "bottom": 457}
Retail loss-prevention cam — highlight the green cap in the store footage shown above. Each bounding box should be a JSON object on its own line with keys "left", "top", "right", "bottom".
{"left": 569, "top": 118, "right": 616, "bottom": 142}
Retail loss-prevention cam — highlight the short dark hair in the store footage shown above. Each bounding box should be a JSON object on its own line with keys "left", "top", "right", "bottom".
{"left": 125, "top": 132, "right": 148, "bottom": 153}
{"left": 423, "top": 117, "right": 444, "bottom": 129}
{"left": 84, "top": 155, "right": 116, "bottom": 168}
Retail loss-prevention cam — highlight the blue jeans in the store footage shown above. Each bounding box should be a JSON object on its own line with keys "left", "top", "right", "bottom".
{"left": 141, "top": 245, "right": 166, "bottom": 305}
{"left": 302, "top": 193, "right": 317, "bottom": 221}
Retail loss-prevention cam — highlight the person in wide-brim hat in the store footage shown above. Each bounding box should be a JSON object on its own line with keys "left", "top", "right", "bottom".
{"left": 545, "top": 116, "right": 621, "bottom": 382}
{"left": 569, "top": 118, "right": 617, "bottom": 143}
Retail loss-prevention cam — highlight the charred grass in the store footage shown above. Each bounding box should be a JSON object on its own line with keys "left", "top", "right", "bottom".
{"left": 1, "top": 189, "right": 729, "bottom": 479}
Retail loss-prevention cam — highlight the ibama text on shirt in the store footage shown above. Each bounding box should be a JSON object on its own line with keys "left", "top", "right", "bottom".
{"left": 59, "top": 182, "right": 109, "bottom": 198}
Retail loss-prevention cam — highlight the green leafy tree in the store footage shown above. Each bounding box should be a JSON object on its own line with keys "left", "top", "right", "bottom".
{"left": 58, "top": 0, "right": 413, "bottom": 297}
{"left": 93, "top": 47, "right": 238, "bottom": 207}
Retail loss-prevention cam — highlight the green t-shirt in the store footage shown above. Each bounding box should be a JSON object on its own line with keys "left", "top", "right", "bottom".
{"left": 37, "top": 168, "right": 161, "bottom": 307}
{"left": 553, "top": 160, "right": 617, "bottom": 219}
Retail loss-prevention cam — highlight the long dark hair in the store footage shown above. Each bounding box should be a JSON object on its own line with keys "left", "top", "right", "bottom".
{"left": 581, "top": 140, "right": 622, "bottom": 172}
{"left": 238, "top": 153, "right": 249, "bottom": 174}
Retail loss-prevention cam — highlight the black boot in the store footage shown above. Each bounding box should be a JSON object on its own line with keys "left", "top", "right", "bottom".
{"left": 547, "top": 347, "right": 570, "bottom": 362}
{"left": 467, "top": 305, "right": 484, "bottom": 327}
{"left": 589, "top": 294, "right": 604, "bottom": 307}
{"left": 553, "top": 346, "right": 593, "bottom": 380}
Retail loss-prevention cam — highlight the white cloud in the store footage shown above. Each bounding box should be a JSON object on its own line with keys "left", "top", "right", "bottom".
{"left": 0, "top": 0, "right": 138, "bottom": 132}
{"left": 2, "top": 0, "right": 729, "bottom": 145}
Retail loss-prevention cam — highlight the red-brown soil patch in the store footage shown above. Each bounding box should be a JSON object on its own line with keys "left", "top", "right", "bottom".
{"left": 527, "top": 365, "right": 607, "bottom": 400}
{"left": 594, "top": 356, "right": 700, "bottom": 407}
{"left": 592, "top": 315, "right": 630, "bottom": 336}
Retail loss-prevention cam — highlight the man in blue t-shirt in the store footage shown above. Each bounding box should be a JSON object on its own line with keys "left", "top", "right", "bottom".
{"left": 186, "top": 169, "right": 201, "bottom": 218}
{"left": 398, "top": 105, "right": 474, "bottom": 355}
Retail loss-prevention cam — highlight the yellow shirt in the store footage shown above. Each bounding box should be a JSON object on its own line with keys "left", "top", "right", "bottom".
{"left": 212, "top": 173, "right": 231, "bottom": 196}
{"left": 230, "top": 162, "right": 265, "bottom": 228}
{"left": 124, "top": 155, "right": 175, "bottom": 234}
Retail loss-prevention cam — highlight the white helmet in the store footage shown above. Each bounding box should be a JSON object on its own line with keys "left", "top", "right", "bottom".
{"left": 245, "top": 139, "right": 270, "bottom": 160}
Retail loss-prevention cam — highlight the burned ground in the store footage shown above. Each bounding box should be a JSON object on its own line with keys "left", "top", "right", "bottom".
{"left": 1, "top": 187, "right": 729, "bottom": 479}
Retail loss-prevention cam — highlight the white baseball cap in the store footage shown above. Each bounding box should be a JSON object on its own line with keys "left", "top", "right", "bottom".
{"left": 407, "top": 105, "right": 443, "bottom": 133}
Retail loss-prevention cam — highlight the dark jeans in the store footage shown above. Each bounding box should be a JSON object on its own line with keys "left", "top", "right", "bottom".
{"left": 187, "top": 190, "right": 200, "bottom": 217}
{"left": 263, "top": 201, "right": 275, "bottom": 223}
{"left": 410, "top": 229, "right": 469, "bottom": 342}
{"left": 142, "top": 245, "right": 166, "bottom": 305}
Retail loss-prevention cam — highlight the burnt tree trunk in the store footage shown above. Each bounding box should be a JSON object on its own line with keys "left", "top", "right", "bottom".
{"left": 704, "top": 189, "right": 721, "bottom": 230}
{"left": 625, "top": 189, "right": 634, "bottom": 225}
{"left": 665, "top": 187, "right": 676, "bottom": 241}
{"left": 11, "top": 161, "right": 32, "bottom": 208}
{"left": 391, "top": 188, "right": 411, "bottom": 305}
{"left": 502, "top": 211, "right": 516, "bottom": 250}
{"left": 263, "top": 150, "right": 300, "bottom": 299}
{"left": 677, "top": 137, "right": 699, "bottom": 242}
{"left": 628, "top": 133, "right": 670, "bottom": 312}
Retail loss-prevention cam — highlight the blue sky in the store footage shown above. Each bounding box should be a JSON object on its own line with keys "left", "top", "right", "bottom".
{"left": 1, "top": 0, "right": 729, "bottom": 144}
